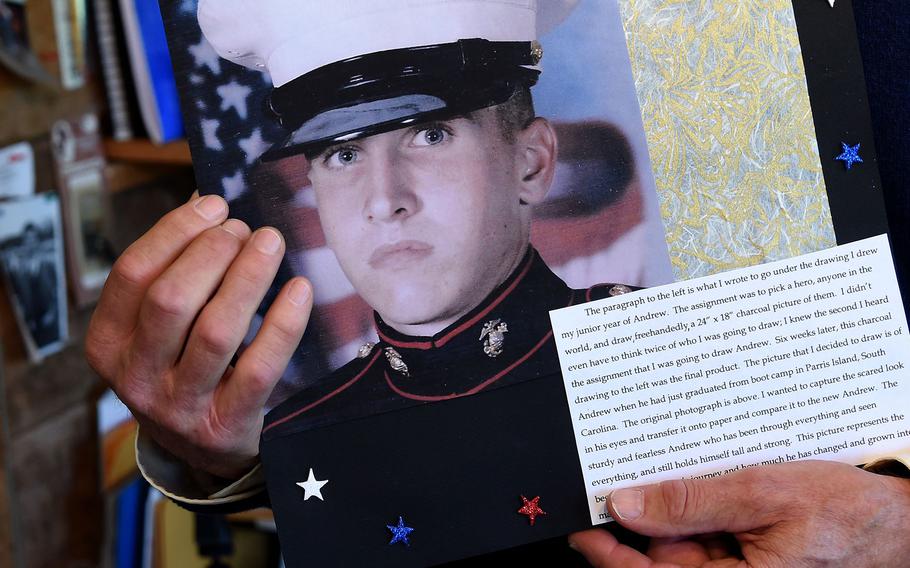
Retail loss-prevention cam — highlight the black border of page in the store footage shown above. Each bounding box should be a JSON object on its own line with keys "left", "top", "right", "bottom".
{"left": 792, "top": 0, "right": 889, "bottom": 244}
{"left": 155, "top": 1, "right": 895, "bottom": 564}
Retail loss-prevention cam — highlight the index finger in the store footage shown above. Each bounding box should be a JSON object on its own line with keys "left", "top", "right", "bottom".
{"left": 91, "top": 194, "right": 229, "bottom": 337}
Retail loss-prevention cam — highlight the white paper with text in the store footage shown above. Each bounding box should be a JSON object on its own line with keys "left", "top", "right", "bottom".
{"left": 550, "top": 234, "right": 910, "bottom": 525}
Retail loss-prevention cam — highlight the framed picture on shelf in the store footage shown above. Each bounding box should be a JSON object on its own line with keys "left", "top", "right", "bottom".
{"left": 0, "top": 193, "right": 68, "bottom": 361}
{"left": 51, "top": 113, "right": 115, "bottom": 307}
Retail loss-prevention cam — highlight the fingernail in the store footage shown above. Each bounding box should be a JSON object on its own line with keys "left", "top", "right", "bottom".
{"left": 195, "top": 195, "right": 226, "bottom": 220}
{"left": 254, "top": 228, "right": 282, "bottom": 254}
{"left": 610, "top": 489, "right": 643, "bottom": 521}
{"left": 288, "top": 279, "right": 310, "bottom": 306}
{"left": 221, "top": 219, "right": 249, "bottom": 239}
{"left": 567, "top": 539, "right": 579, "bottom": 552}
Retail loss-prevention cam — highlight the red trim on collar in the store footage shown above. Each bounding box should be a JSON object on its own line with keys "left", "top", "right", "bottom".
{"left": 383, "top": 330, "right": 555, "bottom": 402}
{"left": 377, "top": 252, "right": 536, "bottom": 351}
{"left": 262, "top": 349, "right": 382, "bottom": 433}
{"left": 383, "top": 289, "right": 581, "bottom": 401}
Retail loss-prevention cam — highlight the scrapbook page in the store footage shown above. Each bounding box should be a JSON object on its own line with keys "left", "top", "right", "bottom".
{"left": 158, "top": 0, "right": 905, "bottom": 565}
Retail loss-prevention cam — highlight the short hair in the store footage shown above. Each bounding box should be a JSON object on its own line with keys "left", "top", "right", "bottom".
{"left": 492, "top": 85, "right": 535, "bottom": 143}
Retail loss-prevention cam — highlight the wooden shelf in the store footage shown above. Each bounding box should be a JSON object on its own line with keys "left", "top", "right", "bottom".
{"left": 104, "top": 161, "right": 193, "bottom": 194}
{"left": 103, "top": 138, "right": 192, "bottom": 165}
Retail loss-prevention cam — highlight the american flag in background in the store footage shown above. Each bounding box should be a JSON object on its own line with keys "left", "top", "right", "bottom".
{"left": 162, "top": 0, "right": 346, "bottom": 404}
{"left": 160, "top": 0, "right": 658, "bottom": 407}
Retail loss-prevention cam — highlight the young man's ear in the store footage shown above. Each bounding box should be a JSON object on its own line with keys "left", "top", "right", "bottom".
{"left": 516, "top": 117, "right": 558, "bottom": 206}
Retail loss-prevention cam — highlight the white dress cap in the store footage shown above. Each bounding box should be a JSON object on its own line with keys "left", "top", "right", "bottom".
{"left": 198, "top": 0, "right": 578, "bottom": 87}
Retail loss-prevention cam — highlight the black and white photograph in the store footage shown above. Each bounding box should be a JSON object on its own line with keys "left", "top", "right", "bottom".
{"left": 0, "top": 193, "right": 68, "bottom": 361}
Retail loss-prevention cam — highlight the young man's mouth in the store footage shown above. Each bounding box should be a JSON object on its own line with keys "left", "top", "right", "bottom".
{"left": 368, "top": 240, "right": 434, "bottom": 270}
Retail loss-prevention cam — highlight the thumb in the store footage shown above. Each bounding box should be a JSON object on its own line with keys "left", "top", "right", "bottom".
{"left": 607, "top": 471, "right": 777, "bottom": 538}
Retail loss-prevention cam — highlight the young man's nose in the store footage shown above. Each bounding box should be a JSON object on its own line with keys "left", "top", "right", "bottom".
{"left": 362, "top": 153, "right": 420, "bottom": 222}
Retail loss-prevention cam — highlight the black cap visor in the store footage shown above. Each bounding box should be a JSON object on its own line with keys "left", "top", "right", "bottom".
{"left": 260, "top": 39, "right": 540, "bottom": 162}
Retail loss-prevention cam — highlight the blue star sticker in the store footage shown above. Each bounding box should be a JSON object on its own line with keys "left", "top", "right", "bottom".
{"left": 835, "top": 142, "right": 863, "bottom": 170}
{"left": 387, "top": 516, "right": 414, "bottom": 546}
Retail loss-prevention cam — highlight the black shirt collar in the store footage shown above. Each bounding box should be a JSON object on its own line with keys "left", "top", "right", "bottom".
{"left": 374, "top": 248, "right": 541, "bottom": 350}
{"left": 373, "top": 248, "right": 577, "bottom": 397}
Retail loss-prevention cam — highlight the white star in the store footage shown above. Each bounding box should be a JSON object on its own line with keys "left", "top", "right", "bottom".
{"left": 189, "top": 38, "right": 221, "bottom": 75}
{"left": 201, "top": 119, "right": 222, "bottom": 150}
{"left": 217, "top": 81, "right": 252, "bottom": 120}
{"left": 178, "top": 0, "right": 196, "bottom": 14}
{"left": 222, "top": 170, "right": 246, "bottom": 202}
{"left": 296, "top": 468, "right": 329, "bottom": 501}
{"left": 239, "top": 128, "right": 268, "bottom": 165}
{"left": 828, "top": 0, "right": 835, "bottom": 6}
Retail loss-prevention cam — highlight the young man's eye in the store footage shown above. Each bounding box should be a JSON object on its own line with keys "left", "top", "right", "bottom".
{"left": 324, "top": 147, "right": 359, "bottom": 168}
{"left": 412, "top": 126, "right": 450, "bottom": 146}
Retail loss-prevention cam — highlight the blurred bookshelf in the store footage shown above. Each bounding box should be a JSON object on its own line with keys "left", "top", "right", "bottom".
{"left": 0, "top": 0, "right": 198, "bottom": 563}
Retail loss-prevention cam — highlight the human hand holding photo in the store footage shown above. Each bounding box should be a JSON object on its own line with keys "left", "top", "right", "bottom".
{"left": 570, "top": 460, "right": 910, "bottom": 567}
{"left": 86, "top": 193, "right": 312, "bottom": 480}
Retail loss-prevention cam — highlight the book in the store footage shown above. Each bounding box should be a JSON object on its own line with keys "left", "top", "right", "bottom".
{"left": 97, "top": 389, "right": 138, "bottom": 493}
{"left": 49, "top": 0, "right": 87, "bottom": 90}
{"left": 119, "top": 0, "right": 183, "bottom": 143}
{"left": 114, "top": 477, "right": 150, "bottom": 568}
{"left": 92, "top": 0, "right": 135, "bottom": 140}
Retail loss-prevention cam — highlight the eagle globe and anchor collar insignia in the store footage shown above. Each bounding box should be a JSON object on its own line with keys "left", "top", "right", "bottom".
{"left": 480, "top": 319, "right": 509, "bottom": 358}
{"left": 609, "top": 284, "right": 632, "bottom": 296}
{"left": 357, "top": 342, "right": 377, "bottom": 359}
{"left": 384, "top": 347, "right": 410, "bottom": 377}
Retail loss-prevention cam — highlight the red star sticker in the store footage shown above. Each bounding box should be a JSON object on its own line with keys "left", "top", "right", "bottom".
{"left": 517, "top": 495, "right": 547, "bottom": 526}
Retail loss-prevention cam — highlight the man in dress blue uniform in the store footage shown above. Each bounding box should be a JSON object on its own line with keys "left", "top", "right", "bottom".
{"left": 188, "top": 1, "right": 642, "bottom": 564}
{"left": 86, "top": 0, "right": 910, "bottom": 566}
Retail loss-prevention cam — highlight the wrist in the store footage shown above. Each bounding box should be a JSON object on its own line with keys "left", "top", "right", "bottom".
{"left": 887, "top": 476, "right": 910, "bottom": 559}
{"left": 191, "top": 452, "right": 260, "bottom": 481}
{"left": 137, "top": 427, "right": 265, "bottom": 504}
{"left": 148, "top": 423, "right": 260, "bottom": 480}
{"left": 866, "top": 457, "right": 910, "bottom": 505}
{"left": 870, "top": 463, "right": 910, "bottom": 561}
{"left": 883, "top": 473, "right": 910, "bottom": 515}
